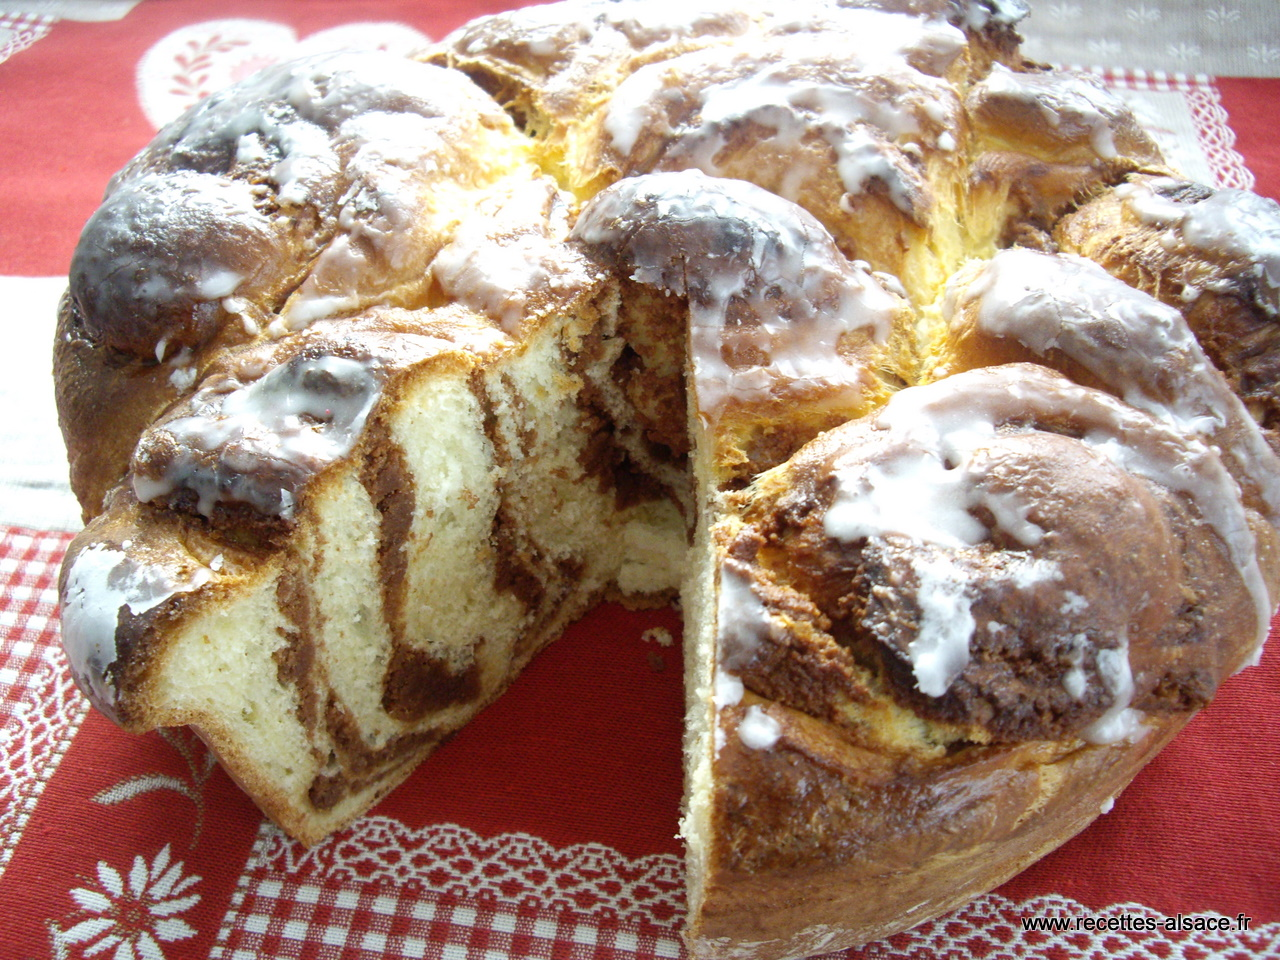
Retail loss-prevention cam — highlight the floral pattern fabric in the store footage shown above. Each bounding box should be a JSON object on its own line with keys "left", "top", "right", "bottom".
{"left": 1019, "top": 0, "right": 1280, "bottom": 76}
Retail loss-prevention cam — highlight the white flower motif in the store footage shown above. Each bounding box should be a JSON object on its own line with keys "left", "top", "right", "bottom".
{"left": 1126, "top": 3, "right": 1163, "bottom": 24}
{"left": 1086, "top": 38, "right": 1125, "bottom": 59}
{"left": 1166, "top": 40, "right": 1203, "bottom": 61}
{"left": 1205, "top": 4, "right": 1242, "bottom": 23}
{"left": 54, "top": 845, "right": 200, "bottom": 960}
{"left": 1045, "top": 2, "right": 1083, "bottom": 18}
{"left": 1247, "top": 43, "right": 1280, "bottom": 64}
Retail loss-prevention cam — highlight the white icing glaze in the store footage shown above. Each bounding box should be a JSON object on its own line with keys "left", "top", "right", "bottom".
{"left": 603, "top": 62, "right": 674, "bottom": 158}
{"left": 716, "top": 562, "right": 770, "bottom": 671}
{"left": 951, "top": 247, "right": 1280, "bottom": 523}
{"left": 714, "top": 668, "right": 745, "bottom": 708}
{"left": 1115, "top": 177, "right": 1280, "bottom": 316}
{"left": 823, "top": 442, "right": 1044, "bottom": 550}
{"left": 1093, "top": 427, "right": 1271, "bottom": 658}
{"left": 600, "top": 0, "right": 761, "bottom": 51}
{"left": 60, "top": 544, "right": 212, "bottom": 718}
{"left": 698, "top": 65, "right": 922, "bottom": 209}
{"left": 133, "top": 355, "right": 381, "bottom": 518}
{"left": 144, "top": 58, "right": 344, "bottom": 209}
{"left": 823, "top": 392, "right": 1045, "bottom": 553}
{"left": 605, "top": 25, "right": 958, "bottom": 213}
{"left": 456, "top": 0, "right": 758, "bottom": 59}
{"left": 70, "top": 170, "right": 273, "bottom": 354}
{"left": 434, "top": 233, "right": 553, "bottom": 330}
{"left": 275, "top": 51, "right": 495, "bottom": 131}
{"left": 195, "top": 268, "right": 244, "bottom": 300}
{"left": 814, "top": 7, "right": 967, "bottom": 73}
{"left": 823, "top": 364, "right": 1274, "bottom": 699}
{"left": 168, "top": 361, "right": 198, "bottom": 392}
{"left": 956, "top": 246, "right": 1280, "bottom": 658}
{"left": 738, "top": 704, "right": 782, "bottom": 750}
{"left": 911, "top": 367, "right": 1271, "bottom": 649}
{"left": 920, "top": 555, "right": 1059, "bottom": 699}
{"left": 114, "top": 51, "right": 518, "bottom": 339}
{"left": 280, "top": 111, "right": 461, "bottom": 329}
{"left": 1061, "top": 633, "right": 1091, "bottom": 701}
{"left": 429, "top": 178, "right": 595, "bottom": 333}
{"left": 713, "top": 563, "right": 768, "bottom": 751}
{"left": 975, "top": 64, "right": 1129, "bottom": 159}
{"left": 1082, "top": 635, "right": 1146, "bottom": 744}
{"left": 1004, "top": 555, "right": 1062, "bottom": 589}
{"left": 820, "top": 371, "right": 1103, "bottom": 698}
{"left": 903, "top": 553, "right": 975, "bottom": 697}
{"left": 955, "top": 0, "right": 1028, "bottom": 29}
{"left": 956, "top": 249, "right": 1224, "bottom": 432}
{"left": 573, "top": 170, "right": 898, "bottom": 418}
{"left": 136, "top": 53, "right": 467, "bottom": 230}
{"left": 1061, "top": 591, "right": 1088, "bottom": 615}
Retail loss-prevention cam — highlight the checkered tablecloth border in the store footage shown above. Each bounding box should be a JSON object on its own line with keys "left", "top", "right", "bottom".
{"left": 209, "top": 819, "right": 688, "bottom": 959}
{"left": 212, "top": 886, "right": 685, "bottom": 959}
{"left": 207, "top": 854, "right": 1280, "bottom": 960}
{"left": 0, "top": 526, "right": 73, "bottom": 720}
{"left": 253, "top": 817, "right": 688, "bottom": 928}
{"left": 212, "top": 866, "right": 686, "bottom": 959}
{"left": 0, "top": 525, "right": 88, "bottom": 883}
{"left": 1081, "top": 66, "right": 1213, "bottom": 91}
{"left": 0, "top": 12, "right": 54, "bottom": 66}
{"left": 1094, "top": 68, "right": 1256, "bottom": 191}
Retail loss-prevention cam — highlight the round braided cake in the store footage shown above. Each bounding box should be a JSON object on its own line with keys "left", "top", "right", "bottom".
{"left": 55, "top": 1, "right": 1280, "bottom": 957}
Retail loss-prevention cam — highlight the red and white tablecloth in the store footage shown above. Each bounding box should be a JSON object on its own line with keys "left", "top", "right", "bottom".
{"left": 0, "top": 2, "right": 1277, "bottom": 958}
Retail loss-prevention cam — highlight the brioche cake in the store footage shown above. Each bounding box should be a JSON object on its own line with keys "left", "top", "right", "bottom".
{"left": 54, "top": 1, "right": 1280, "bottom": 957}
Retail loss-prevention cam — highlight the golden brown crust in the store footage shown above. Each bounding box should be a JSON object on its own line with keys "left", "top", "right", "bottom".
{"left": 967, "top": 65, "right": 1162, "bottom": 166}
{"left": 964, "top": 66, "right": 1167, "bottom": 248}
{"left": 53, "top": 294, "right": 182, "bottom": 519}
{"left": 1056, "top": 174, "right": 1280, "bottom": 452}
{"left": 718, "top": 365, "right": 1267, "bottom": 742}
{"left": 429, "top": 1, "right": 756, "bottom": 154}
{"left": 56, "top": 51, "right": 543, "bottom": 522}
{"left": 689, "top": 364, "right": 1275, "bottom": 957}
{"left": 572, "top": 170, "right": 908, "bottom": 484}
{"left": 690, "top": 705, "right": 1182, "bottom": 960}
{"left": 576, "top": 31, "right": 961, "bottom": 283}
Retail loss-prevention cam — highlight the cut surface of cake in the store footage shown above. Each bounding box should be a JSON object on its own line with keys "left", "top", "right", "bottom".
{"left": 54, "top": 1, "right": 1280, "bottom": 958}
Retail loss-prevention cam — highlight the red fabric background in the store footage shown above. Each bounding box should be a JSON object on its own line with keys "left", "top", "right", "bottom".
{"left": 1219, "top": 78, "right": 1280, "bottom": 202}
